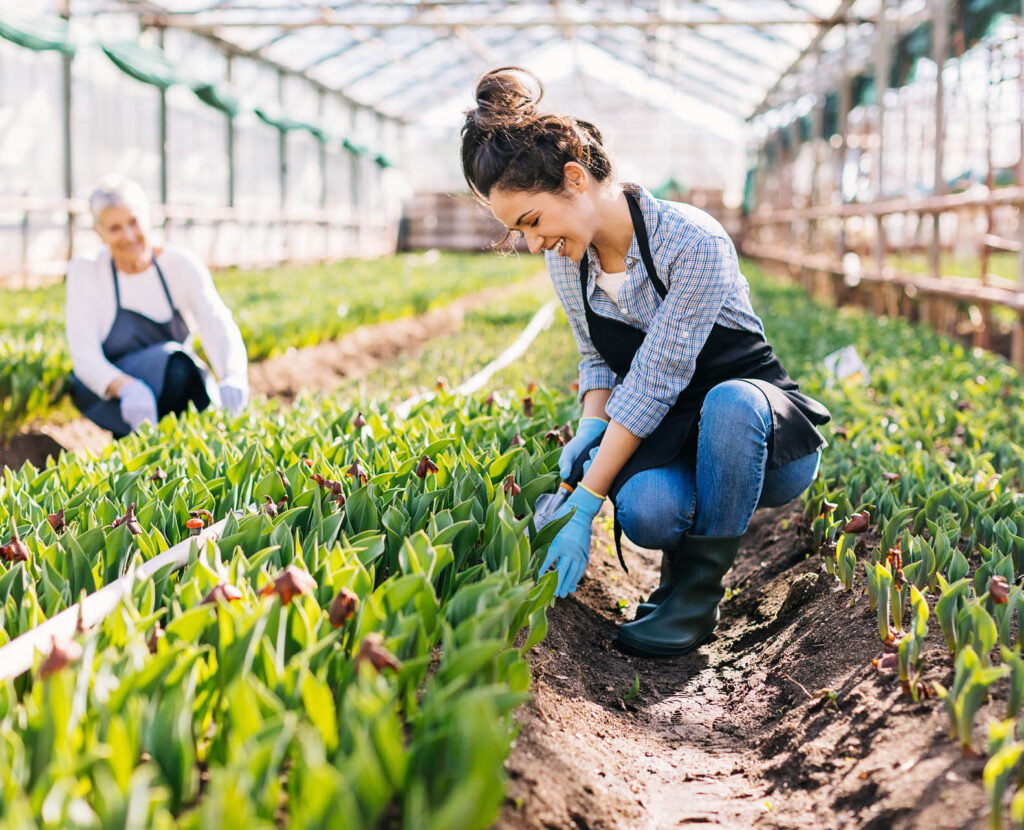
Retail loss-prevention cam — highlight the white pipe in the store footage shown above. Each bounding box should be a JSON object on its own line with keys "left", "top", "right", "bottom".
{"left": 0, "top": 515, "right": 235, "bottom": 683}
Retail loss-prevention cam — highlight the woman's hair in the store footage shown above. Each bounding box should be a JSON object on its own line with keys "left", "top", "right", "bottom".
{"left": 461, "top": 66, "right": 613, "bottom": 203}
{"left": 88, "top": 175, "right": 150, "bottom": 228}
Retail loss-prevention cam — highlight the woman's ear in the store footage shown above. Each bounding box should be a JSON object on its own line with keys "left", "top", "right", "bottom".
{"left": 563, "top": 161, "right": 587, "bottom": 193}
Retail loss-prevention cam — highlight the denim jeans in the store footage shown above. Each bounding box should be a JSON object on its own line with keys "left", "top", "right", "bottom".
{"left": 616, "top": 379, "right": 821, "bottom": 547}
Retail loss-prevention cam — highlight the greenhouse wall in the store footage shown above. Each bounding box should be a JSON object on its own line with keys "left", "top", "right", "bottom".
{"left": 0, "top": 8, "right": 407, "bottom": 285}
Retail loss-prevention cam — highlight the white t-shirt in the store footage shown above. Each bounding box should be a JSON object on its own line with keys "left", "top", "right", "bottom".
{"left": 65, "top": 245, "right": 248, "bottom": 399}
{"left": 595, "top": 269, "right": 629, "bottom": 307}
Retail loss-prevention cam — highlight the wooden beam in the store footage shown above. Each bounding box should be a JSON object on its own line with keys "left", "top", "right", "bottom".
{"left": 750, "top": 0, "right": 856, "bottom": 117}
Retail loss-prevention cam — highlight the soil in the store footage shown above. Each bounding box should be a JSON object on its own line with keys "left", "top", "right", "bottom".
{"left": 498, "top": 504, "right": 990, "bottom": 830}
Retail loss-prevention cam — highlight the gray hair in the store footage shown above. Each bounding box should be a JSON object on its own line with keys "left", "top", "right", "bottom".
{"left": 88, "top": 175, "right": 151, "bottom": 228}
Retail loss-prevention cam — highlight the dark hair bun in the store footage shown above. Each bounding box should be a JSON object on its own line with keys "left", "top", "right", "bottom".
{"left": 470, "top": 66, "right": 542, "bottom": 133}
{"left": 461, "top": 66, "right": 613, "bottom": 202}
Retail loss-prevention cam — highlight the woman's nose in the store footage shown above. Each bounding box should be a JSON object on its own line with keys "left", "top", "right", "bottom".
{"left": 526, "top": 233, "right": 544, "bottom": 255}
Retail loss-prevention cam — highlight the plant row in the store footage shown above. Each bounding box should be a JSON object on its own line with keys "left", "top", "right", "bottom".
{"left": 745, "top": 265, "right": 1024, "bottom": 828}
{"left": 0, "top": 252, "right": 538, "bottom": 437}
{"left": 0, "top": 377, "right": 588, "bottom": 828}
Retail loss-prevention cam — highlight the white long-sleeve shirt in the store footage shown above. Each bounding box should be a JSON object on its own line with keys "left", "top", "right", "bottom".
{"left": 65, "top": 245, "right": 248, "bottom": 399}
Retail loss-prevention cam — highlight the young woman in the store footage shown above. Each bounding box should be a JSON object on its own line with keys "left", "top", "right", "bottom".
{"left": 66, "top": 175, "right": 249, "bottom": 438}
{"left": 460, "top": 68, "right": 831, "bottom": 657}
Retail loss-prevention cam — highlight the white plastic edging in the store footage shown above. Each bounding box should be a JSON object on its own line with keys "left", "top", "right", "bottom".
{"left": 0, "top": 515, "right": 235, "bottom": 683}
{"left": 393, "top": 300, "right": 557, "bottom": 419}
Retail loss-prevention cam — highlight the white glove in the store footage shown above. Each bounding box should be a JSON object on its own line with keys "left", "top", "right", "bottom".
{"left": 119, "top": 379, "right": 158, "bottom": 430}
{"left": 218, "top": 378, "right": 248, "bottom": 415}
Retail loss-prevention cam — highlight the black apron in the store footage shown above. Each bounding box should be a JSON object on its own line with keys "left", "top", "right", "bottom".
{"left": 582, "top": 194, "right": 831, "bottom": 568}
{"left": 69, "top": 254, "right": 206, "bottom": 436}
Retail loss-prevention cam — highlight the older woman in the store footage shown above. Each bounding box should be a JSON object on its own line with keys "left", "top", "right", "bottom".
{"left": 66, "top": 175, "right": 249, "bottom": 438}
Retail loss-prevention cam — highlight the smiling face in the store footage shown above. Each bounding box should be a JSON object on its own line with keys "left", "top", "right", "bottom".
{"left": 489, "top": 163, "right": 599, "bottom": 263}
{"left": 94, "top": 205, "right": 150, "bottom": 272}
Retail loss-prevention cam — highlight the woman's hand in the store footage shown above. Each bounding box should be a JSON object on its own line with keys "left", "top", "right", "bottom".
{"left": 558, "top": 417, "right": 607, "bottom": 480}
{"left": 118, "top": 379, "right": 158, "bottom": 430}
{"left": 218, "top": 378, "right": 249, "bottom": 415}
{"left": 540, "top": 485, "right": 605, "bottom": 597}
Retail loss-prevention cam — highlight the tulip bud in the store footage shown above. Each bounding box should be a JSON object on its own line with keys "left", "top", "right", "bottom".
{"left": 1, "top": 527, "right": 30, "bottom": 563}
{"left": 328, "top": 587, "right": 360, "bottom": 627}
{"left": 202, "top": 582, "right": 243, "bottom": 605}
{"left": 260, "top": 565, "right": 317, "bottom": 605}
{"left": 355, "top": 632, "right": 401, "bottom": 673}
{"left": 346, "top": 461, "right": 369, "bottom": 484}
{"left": 38, "top": 637, "right": 83, "bottom": 679}
{"left": 842, "top": 510, "right": 870, "bottom": 534}
{"left": 47, "top": 509, "right": 66, "bottom": 533}
{"left": 415, "top": 455, "right": 438, "bottom": 479}
{"left": 990, "top": 575, "right": 1010, "bottom": 604}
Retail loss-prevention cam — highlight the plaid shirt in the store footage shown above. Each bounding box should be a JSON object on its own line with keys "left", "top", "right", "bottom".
{"left": 544, "top": 183, "right": 764, "bottom": 439}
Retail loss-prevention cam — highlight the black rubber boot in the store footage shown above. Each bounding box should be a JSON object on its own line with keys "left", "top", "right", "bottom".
{"left": 633, "top": 548, "right": 683, "bottom": 620}
{"left": 615, "top": 534, "right": 742, "bottom": 657}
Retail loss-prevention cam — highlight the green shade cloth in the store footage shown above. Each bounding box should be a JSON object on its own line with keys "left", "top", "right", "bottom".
{"left": 342, "top": 137, "right": 370, "bottom": 156}
{"left": 102, "top": 41, "right": 179, "bottom": 90}
{"left": 778, "top": 128, "right": 792, "bottom": 154}
{"left": 821, "top": 91, "right": 839, "bottom": 139}
{"left": 0, "top": 14, "right": 75, "bottom": 54}
{"left": 890, "top": 22, "right": 932, "bottom": 88}
{"left": 255, "top": 108, "right": 328, "bottom": 140}
{"left": 373, "top": 153, "right": 393, "bottom": 169}
{"left": 652, "top": 176, "right": 683, "bottom": 199}
{"left": 797, "top": 113, "right": 812, "bottom": 144}
{"left": 742, "top": 167, "right": 756, "bottom": 216}
{"left": 851, "top": 72, "right": 876, "bottom": 108}
{"left": 961, "top": 0, "right": 1019, "bottom": 46}
{"left": 192, "top": 82, "right": 241, "bottom": 117}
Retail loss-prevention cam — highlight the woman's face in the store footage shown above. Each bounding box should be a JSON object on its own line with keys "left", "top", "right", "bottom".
{"left": 489, "top": 167, "right": 597, "bottom": 263}
{"left": 95, "top": 205, "right": 149, "bottom": 265}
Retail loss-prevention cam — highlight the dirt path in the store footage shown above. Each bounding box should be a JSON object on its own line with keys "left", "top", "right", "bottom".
{"left": 0, "top": 274, "right": 547, "bottom": 471}
{"left": 499, "top": 504, "right": 988, "bottom": 829}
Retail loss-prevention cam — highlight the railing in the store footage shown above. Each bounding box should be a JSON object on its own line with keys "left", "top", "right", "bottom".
{"left": 0, "top": 195, "right": 398, "bottom": 287}
{"left": 741, "top": 186, "right": 1024, "bottom": 364}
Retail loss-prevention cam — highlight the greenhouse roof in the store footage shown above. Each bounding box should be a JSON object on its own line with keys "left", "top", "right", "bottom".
{"left": 69, "top": 0, "right": 899, "bottom": 123}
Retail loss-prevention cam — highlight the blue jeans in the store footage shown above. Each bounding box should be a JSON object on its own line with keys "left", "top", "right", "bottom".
{"left": 616, "top": 379, "right": 821, "bottom": 547}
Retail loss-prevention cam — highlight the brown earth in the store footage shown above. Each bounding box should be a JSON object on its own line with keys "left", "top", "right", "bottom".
{"left": 0, "top": 274, "right": 546, "bottom": 472}
{"left": 498, "top": 504, "right": 990, "bottom": 830}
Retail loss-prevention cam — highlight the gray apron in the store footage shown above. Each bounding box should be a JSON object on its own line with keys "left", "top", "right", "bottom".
{"left": 69, "top": 254, "right": 210, "bottom": 437}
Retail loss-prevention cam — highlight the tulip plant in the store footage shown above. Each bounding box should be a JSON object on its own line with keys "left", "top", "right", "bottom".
{"left": 0, "top": 374, "right": 582, "bottom": 827}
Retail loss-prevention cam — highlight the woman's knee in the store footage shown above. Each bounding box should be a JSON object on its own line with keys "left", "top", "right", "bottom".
{"left": 617, "top": 474, "right": 695, "bottom": 550}
{"left": 158, "top": 354, "right": 210, "bottom": 416}
{"left": 700, "top": 380, "right": 772, "bottom": 440}
{"left": 758, "top": 450, "right": 822, "bottom": 508}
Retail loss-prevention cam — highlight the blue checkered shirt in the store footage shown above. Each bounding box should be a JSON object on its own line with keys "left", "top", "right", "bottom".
{"left": 544, "top": 183, "right": 764, "bottom": 439}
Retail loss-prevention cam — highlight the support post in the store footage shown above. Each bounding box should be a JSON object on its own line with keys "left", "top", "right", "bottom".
{"left": 873, "top": 0, "right": 891, "bottom": 290}
{"left": 925, "top": 0, "right": 950, "bottom": 330}
{"left": 226, "top": 54, "right": 235, "bottom": 208}
{"left": 157, "top": 27, "right": 168, "bottom": 225}
{"left": 1014, "top": 17, "right": 1024, "bottom": 366}
{"left": 60, "top": 0, "right": 74, "bottom": 261}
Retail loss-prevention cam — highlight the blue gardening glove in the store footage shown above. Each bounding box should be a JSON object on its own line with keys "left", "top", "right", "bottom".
{"left": 581, "top": 445, "right": 600, "bottom": 477}
{"left": 558, "top": 417, "right": 608, "bottom": 481}
{"left": 539, "top": 485, "right": 605, "bottom": 598}
{"left": 118, "top": 378, "right": 158, "bottom": 431}
{"left": 218, "top": 378, "right": 249, "bottom": 415}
